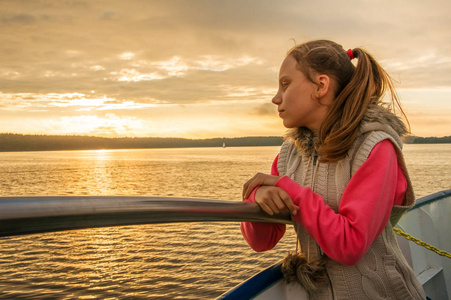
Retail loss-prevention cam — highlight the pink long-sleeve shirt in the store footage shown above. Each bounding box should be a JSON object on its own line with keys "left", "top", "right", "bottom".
{"left": 241, "top": 139, "right": 407, "bottom": 265}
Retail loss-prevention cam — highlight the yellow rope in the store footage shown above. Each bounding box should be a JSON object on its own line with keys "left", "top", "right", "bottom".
{"left": 393, "top": 228, "right": 451, "bottom": 259}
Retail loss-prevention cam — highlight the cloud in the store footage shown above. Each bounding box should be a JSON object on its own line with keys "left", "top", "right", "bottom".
{"left": 0, "top": 0, "right": 450, "bottom": 137}
{"left": 3, "top": 0, "right": 450, "bottom": 93}
{"left": 1, "top": 13, "right": 37, "bottom": 24}
{"left": 0, "top": 92, "right": 159, "bottom": 113}
{"left": 254, "top": 103, "right": 277, "bottom": 116}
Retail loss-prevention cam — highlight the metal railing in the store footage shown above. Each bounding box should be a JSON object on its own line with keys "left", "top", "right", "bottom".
{"left": 3, "top": 190, "right": 449, "bottom": 238}
{"left": 0, "top": 196, "right": 292, "bottom": 237}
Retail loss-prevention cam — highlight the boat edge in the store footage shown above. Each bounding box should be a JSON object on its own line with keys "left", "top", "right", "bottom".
{"left": 217, "top": 189, "right": 451, "bottom": 299}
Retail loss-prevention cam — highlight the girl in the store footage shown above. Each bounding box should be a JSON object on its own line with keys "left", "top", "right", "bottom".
{"left": 240, "top": 40, "right": 426, "bottom": 299}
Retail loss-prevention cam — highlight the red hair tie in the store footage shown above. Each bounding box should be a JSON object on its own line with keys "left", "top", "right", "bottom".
{"left": 347, "top": 49, "right": 354, "bottom": 60}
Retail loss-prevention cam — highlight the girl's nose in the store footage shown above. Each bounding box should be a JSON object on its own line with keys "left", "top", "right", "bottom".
{"left": 272, "top": 90, "right": 281, "bottom": 105}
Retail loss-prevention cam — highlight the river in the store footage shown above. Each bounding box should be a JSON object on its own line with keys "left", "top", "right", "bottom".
{"left": 0, "top": 144, "right": 450, "bottom": 299}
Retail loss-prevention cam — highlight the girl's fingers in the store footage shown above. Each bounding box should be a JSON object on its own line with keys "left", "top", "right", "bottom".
{"left": 242, "top": 174, "right": 255, "bottom": 199}
{"left": 258, "top": 202, "right": 275, "bottom": 216}
{"left": 242, "top": 173, "right": 263, "bottom": 199}
{"left": 278, "top": 189, "right": 299, "bottom": 215}
{"left": 266, "top": 199, "right": 280, "bottom": 215}
{"left": 242, "top": 173, "right": 281, "bottom": 200}
{"left": 242, "top": 178, "right": 256, "bottom": 199}
{"left": 273, "top": 195, "right": 288, "bottom": 212}
{"left": 254, "top": 186, "right": 299, "bottom": 216}
{"left": 271, "top": 190, "right": 297, "bottom": 215}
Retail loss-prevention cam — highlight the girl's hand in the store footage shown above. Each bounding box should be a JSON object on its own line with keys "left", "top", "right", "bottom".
{"left": 242, "top": 173, "right": 281, "bottom": 200}
{"left": 255, "top": 186, "right": 298, "bottom": 216}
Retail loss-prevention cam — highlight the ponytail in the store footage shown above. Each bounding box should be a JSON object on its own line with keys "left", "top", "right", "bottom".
{"left": 288, "top": 40, "right": 409, "bottom": 163}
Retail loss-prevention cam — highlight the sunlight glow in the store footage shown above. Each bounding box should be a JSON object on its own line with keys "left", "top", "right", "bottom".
{"left": 0, "top": 92, "right": 158, "bottom": 112}
{"left": 90, "top": 65, "right": 105, "bottom": 71}
{"left": 95, "top": 101, "right": 158, "bottom": 111}
{"left": 151, "top": 56, "right": 189, "bottom": 77}
{"left": 50, "top": 98, "right": 108, "bottom": 107}
{"left": 113, "top": 69, "right": 164, "bottom": 82}
{"left": 107, "top": 55, "right": 265, "bottom": 82}
{"left": 119, "top": 52, "right": 135, "bottom": 60}
{"left": 43, "top": 114, "right": 147, "bottom": 136}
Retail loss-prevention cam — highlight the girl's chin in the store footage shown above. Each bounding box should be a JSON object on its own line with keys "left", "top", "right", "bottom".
{"left": 282, "top": 121, "right": 298, "bottom": 129}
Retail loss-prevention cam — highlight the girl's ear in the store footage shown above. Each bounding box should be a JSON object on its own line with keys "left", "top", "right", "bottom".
{"left": 316, "top": 75, "right": 331, "bottom": 98}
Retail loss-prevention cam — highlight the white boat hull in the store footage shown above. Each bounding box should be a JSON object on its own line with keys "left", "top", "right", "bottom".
{"left": 396, "top": 190, "right": 451, "bottom": 300}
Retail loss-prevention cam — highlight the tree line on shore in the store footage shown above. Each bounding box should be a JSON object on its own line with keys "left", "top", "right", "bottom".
{"left": 407, "top": 136, "right": 451, "bottom": 144}
{"left": 0, "top": 133, "right": 449, "bottom": 152}
{"left": 0, "top": 133, "right": 284, "bottom": 152}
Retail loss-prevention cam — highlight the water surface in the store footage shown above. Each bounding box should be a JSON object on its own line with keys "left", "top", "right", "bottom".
{"left": 0, "top": 145, "right": 449, "bottom": 299}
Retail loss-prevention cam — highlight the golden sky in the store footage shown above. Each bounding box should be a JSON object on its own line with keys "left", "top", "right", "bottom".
{"left": 1, "top": 0, "right": 450, "bottom": 138}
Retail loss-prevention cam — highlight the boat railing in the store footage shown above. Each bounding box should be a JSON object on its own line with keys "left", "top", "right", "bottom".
{"left": 0, "top": 196, "right": 292, "bottom": 237}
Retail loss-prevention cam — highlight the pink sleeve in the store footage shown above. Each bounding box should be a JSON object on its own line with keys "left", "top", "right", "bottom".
{"left": 275, "top": 140, "right": 407, "bottom": 265}
{"left": 271, "top": 154, "right": 280, "bottom": 176}
{"left": 240, "top": 155, "right": 287, "bottom": 252}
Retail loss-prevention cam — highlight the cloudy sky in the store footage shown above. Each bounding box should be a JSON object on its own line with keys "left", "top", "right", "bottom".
{"left": 1, "top": 0, "right": 450, "bottom": 138}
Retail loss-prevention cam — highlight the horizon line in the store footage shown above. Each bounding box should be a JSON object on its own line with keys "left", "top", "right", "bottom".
{"left": 1, "top": 132, "right": 451, "bottom": 140}
{"left": 0, "top": 132, "right": 284, "bottom": 140}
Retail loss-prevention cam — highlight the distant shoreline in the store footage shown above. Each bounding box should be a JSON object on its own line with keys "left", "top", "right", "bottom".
{"left": 406, "top": 136, "right": 451, "bottom": 144}
{"left": 0, "top": 133, "right": 283, "bottom": 152}
{"left": 0, "top": 133, "right": 450, "bottom": 152}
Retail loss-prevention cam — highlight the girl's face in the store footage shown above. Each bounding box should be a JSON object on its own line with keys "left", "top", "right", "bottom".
{"left": 272, "top": 55, "right": 329, "bottom": 132}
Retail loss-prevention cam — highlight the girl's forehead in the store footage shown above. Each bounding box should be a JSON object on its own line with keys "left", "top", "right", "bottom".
{"left": 279, "top": 55, "right": 301, "bottom": 77}
{"left": 281, "top": 55, "right": 297, "bottom": 69}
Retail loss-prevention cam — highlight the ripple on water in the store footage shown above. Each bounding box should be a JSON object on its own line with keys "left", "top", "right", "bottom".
{"left": 0, "top": 145, "right": 449, "bottom": 299}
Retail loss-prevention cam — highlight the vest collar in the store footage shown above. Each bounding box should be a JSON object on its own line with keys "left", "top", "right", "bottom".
{"left": 283, "top": 104, "right": 407, "bottom": 157}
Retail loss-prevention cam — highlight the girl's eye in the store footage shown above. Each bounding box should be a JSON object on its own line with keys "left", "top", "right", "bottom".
{"left": 281, "top": 82, "right": 288, "bottom": 89}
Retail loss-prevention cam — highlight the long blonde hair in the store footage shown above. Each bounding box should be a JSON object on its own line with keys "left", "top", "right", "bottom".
{"left": 288, "top": 40, "right": 408, "bottom": 163}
